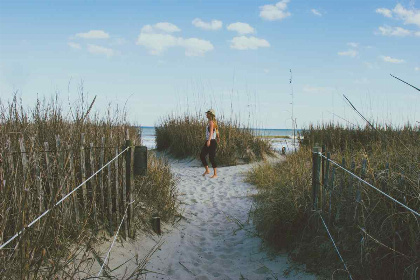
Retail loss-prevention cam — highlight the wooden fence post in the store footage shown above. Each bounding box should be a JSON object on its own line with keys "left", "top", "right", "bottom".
{"left": 89, "top": 142, "right": 97, "bottom": 227}
{"left": 44, "top": 142, "right": 55, "bottom": 208}
{"left": 324, "top": 152, "right": 331, "bottom": 211}
{"left": 321, "top": 144, "right": 325, "bottom": 210}
{"left": 321, "top": 145, "right": 325, "bottom": 186}
{"left": 80, "top": 134, "right": 88, "bottom": 212}
{"left": 114, "top": 147, "right": 120, "bottom": 233}
{"left": 122, "top": 145, "right": 127, "bottom": 239}
{"left": 99, "top": 137, "right": 105, "bottom": 221}
{"left": 335, "top": 158, "right": 345, "bottom": 222}
{"left": 19, "top": 137, "right": 29, "bottom": 265}
{"left": 329, "top": 166, "right": 335, "bottom": 222}
{"left": 56, "top": 135, "right": 66, "bottom": 217}
{"left": 31, "top": 137, "right": 43, "bottom": 214}
{"left": 68, "top": 143, "right": 79, "bottom": 224}
{"left": 125, "top": 135, "right": 133, "bottom": 238}
{"left": 312, "top": 146, "right": 321, "bottom": 210}
{"left": 134, "top": 146, "right": 147, "bottom": 176}
{"left": 107, "top": 158, "right": 113, "bottom": 234}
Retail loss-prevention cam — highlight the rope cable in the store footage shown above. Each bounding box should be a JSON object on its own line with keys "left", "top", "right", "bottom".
{"left": 317, "top": 152, "right": 419, "bottom": 218}
{"left": 0, "top": 146, "right": 130, "bottom": 250}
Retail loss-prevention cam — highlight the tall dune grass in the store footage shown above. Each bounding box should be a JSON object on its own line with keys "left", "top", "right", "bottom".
{"left": 155, "top": 113, "right": 274, "bottom": 166}
{"left": 0, "top": 94, "right": 178, "bottom": 279}
{"left": 247, "top": 123, "right": 419, "bottom": 279}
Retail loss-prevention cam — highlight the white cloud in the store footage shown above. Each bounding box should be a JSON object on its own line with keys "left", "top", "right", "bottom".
{"left": 264, "top": 69, "right": 270, "bottom": 73}
{"left": 136, "top": 23, "right": 214, "bottom": 56}
{"left": 415, "top": 67, "right": 419, "bottom": 71}
{"left": 375, "top": 5, "right": 420, "bottom": 37}
{"left": 377, "top": 25, "right": 412, "bottom": 36}
{"left": 141, "top": 23, "right": 181, "bottom": 34}
{"left": 87, "top": 44, "right": 115, "bottom": 57}
{"left": 68, "top": 42, "right": 81, "bottom": 50}
{"left": 192, "top": 18, "right": 222, "bottom": 30}
{"left": 311, "top": 9, "right": 322, "bottom": 16}
{"left": 178, "top": 38, "right": 214, "bottom": 56}
{"left": 75, "top": 30, "right": 110, "bottom": 39}
{"left": 227, "top": 22, "right": 255, "bottom": 35}
{"left": 260, "top": 0, "right": 291, "bottom": 21}
{"left": 136, "top": 33, "right": 178, "bottom": 55}
{"left": 338, "top": 49, "right": 358, "bottom": 57}
{"left": 376, "top": 8, "right": 393, "bottom": 18}
{"left": 347, "top": 42, "right": 359, "bottom": 48}
{"left": 155, "top": 22, "right": 182, "bottom": 33}
{"left": 393, "top": 4, "right": 420, "bottom": 28}
{"left": 381, "top": 55, "right": 405, "bottom": 63}
{"left": 230, "top": 36, "right": 270, "bottom": 50}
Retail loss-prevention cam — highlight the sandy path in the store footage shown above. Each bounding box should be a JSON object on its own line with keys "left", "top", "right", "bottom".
{"left": 142, "top": 156, "right": 316, "bottom": 280}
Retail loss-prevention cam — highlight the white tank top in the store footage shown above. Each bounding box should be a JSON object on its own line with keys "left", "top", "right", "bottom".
{"left": 206, "top": 124, "right": 216, "bottom": 140}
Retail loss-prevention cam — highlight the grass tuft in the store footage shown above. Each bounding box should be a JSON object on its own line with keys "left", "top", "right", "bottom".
{"left": 247, "top": 123, "right": 420, "bottom": 279}
{"left": 155, "top": 113, "right": 274, "bottom": 166}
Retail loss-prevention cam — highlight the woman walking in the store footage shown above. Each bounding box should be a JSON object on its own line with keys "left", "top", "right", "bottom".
{"left": 200, "top": 109, "right": 219, "bottom": 178}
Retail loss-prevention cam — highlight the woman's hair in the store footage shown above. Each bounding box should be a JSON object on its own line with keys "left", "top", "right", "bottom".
{"left": 209, "top": 114, "right": 218, "bottom": 130}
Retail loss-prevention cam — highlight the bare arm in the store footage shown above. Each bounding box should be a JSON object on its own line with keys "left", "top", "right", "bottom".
{"left": 207, "top": 121, "right": 214, "bottom": 146}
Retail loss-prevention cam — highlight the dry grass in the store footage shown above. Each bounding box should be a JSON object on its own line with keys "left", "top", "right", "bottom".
{"left": 0, "top": 93, "right": 178, "bottom": 279}
{"left": 247, "top": 123, "right": 419, "bottom": 280}
{"left": 155, "top": 113, "right": 274, "bottom": 166}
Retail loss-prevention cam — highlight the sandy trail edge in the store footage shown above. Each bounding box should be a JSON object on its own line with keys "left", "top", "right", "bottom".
{"left": 84, "top": 155, "right": 317, "bottom": 280}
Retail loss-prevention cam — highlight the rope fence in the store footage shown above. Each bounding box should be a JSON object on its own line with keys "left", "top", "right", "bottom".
{"left": 0, "top": 145, "right": 124, "bottom": 155}
{"left": 317, "top": 152, "right": 419, "bottom": 218}
{"left": 0, "top": 146, "right": 130, "bottom": 250}
{"left": 97, "top": 199, "right": 136, "bottom": 277}
{"left": 311, "top": 146, "right": 419, "bottom": 279}
{"left": 318, "top": 212, "right": 354, "bottom": 280}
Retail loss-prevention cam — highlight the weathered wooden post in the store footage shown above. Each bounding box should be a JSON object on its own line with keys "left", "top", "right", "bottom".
{"left": 89, "top": 142, "right": 97, "bottom": 226}
{"left": 31, "top": 137, "right": 43, "bottom": 214}
{"left": 152, "top": 216, "right": 161, "bottom": 235}
{"left": 44, "top": 142, "right": 54, "bottom": 208}
{"left": 80, "top": 134, "right": 88, "bottom": 211}
{"left": 324, "top": 152, "right": 331, "bottom": 211}
{"left": 125, "top": 130, "right": 133, "bottom": 238}
{"left": 114, "top": 147, "right": 120, "bottom": 232}
{"left": 321, "top": 144, "right": 326, "bottom": 186}
{"left": 335, "top": 158, "right": 345, "bottom": 222}
{"left": 99, "top": 137, "right": 105, "bottom": 220}
{"left": 134, "top": 146, "right": 147, "bottom": 176}
{"left": 320, "top": 144, "right": 326, "bottom": 210}
{"left": 329, "top": 166, "right": 335, "bottom": 222}
{"left": 68, "top": 143, "right": 79, "bottom": 223}
{"left": 312, "top": 146, "right": 321, "bottom": 211}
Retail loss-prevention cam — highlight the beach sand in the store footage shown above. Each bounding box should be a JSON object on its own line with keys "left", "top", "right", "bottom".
{"left": 87, "top": 154, "right": 316, "bottom": 280}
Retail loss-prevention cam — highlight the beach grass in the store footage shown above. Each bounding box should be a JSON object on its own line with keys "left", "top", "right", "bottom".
{"left": 247, "top": 123, "right": 419, "bottom": 279}
{"left": 0, "top": 93, "right": 178, "bottom": 278}
{"left": 256, "top": 135, "right": 291, "bottom": 139}
{"left": 155, "top": 113, "right": 275, "bottom": 166}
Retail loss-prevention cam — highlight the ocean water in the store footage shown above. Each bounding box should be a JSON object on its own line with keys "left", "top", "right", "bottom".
{"left": 140, "top": 126, "right": 300, "bottom": 153}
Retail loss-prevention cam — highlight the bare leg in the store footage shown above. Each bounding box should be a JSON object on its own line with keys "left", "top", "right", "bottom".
{"left": 203, "top": 166, "right": 210, "bottom": 176}
{"left": 210, "top": 168, "right": 217, "bottom": 178}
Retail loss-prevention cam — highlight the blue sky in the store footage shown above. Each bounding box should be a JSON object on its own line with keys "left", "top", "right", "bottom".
{"left": 0, "top": 0, "right": 419, "bottom": 128}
